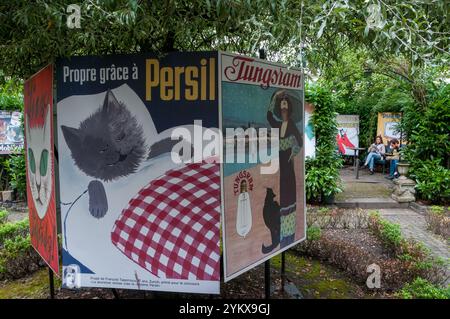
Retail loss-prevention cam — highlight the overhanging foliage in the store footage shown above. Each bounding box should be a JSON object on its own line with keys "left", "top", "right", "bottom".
{"left": 0, "top": 0, "right": 448, "bottom": 78}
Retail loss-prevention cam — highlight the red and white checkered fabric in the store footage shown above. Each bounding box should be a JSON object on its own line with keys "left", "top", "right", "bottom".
{"left": 111, "top": 161, "right": 221, "bottom": 280}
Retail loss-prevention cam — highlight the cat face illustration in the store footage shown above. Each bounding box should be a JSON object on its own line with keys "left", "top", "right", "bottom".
{"left": 26, "top": 108, "right": 52, "bottom": 219}
{"left": 61, "top": 90, "right": 146, "bottom": 182}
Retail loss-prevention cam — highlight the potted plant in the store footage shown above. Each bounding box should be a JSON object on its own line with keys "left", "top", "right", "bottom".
{"left": 0, "top": 165, "right": 13, "bottom": 202}
{"left": 321, "top": 169, "right": 343, "bottom": 204}
{"left": 0, "top": 163, "right": 9, "bottom": 202}
{"left": 306, "top": 163, "right": 342, "bottom": 204}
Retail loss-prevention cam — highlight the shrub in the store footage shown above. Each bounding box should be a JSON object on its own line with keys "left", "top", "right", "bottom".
{"left": 399, "top": 277, "right": 449, "bottom": 299}
{"left": 296, "top": 226, "right": 448, "bottom": 291}
{"left": 368, "top": 212, "right": 402, "bottom": 252}
{"left": 306, "top": 225, "right": 321, "bottom": 241}
{"left": 305, "top": 158, "right": 343, "bottom": 202}
{"left": 401, "top": 83, "right": 450, "bottom": 167}
{"left": 425, "top": 206, "right": 450, "bottom": 240}
{"left": 0, "top": 218, "right": 29, "bottom": 246}
{"left": 411, "top": 159, "right": 450, "bottom": 203}
{"left": 4, "top": 148, "right": 27, "bottom": 200}
{"left": 305, "top": 165, "right": 342, "bottom": 201}
{"left": 0, "top": 218, "right": 46, "bottom": 279}
{"left": 294, "top": 230, "right": 412, "bottom": 290}
{"left": 305, "top": 84, "right": 343, "bottom": 203}
{"left": 369, "top": 212, "right": 448, "bottom": 286}
{"left": 430, "top": 205, "right": 445, "bottom": 215}
{"left": 0, "top": 234, "right": 43, "bottom": 279}
{"left": 3, "top": 234, "right": 32, "bottom": 256}
{"left": 378, "top": 219, "right": 402, "bottom": 248}
{"left": 307, "top": 207, "right": 369, "bottom": 229}
{"left": 0, "top": 78, "right": 23, "bottom": 111}
{"left": 0, "top": 209, "right": 7, "bottom": 224}
{"left": 401, "top": 83, "right": 450, "bottom": 203}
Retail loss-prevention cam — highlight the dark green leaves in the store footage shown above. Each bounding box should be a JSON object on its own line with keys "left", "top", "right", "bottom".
{"left": 1, "top": 1, "right": 448, "bottom": 79}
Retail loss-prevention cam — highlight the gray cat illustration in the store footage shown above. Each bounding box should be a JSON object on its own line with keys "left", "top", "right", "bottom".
{"left": 61, "top": 90, "right": 146, "bottom": 183}
{"left": 61, "top": 90, "right": 187, "bottom": 219}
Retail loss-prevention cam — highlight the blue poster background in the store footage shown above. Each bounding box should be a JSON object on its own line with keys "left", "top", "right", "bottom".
{"left": 56, "top": 52, "right": 218, "bottom": 131}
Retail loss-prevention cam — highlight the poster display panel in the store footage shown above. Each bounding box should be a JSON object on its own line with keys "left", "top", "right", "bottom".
{"left": 304, "top": 102, "right": 315, "bottom": 158}
{"left": 336, "top": 115, "right": 359, "bottom": 155}
{"left": 24, "top": 64, "right": 60, "bottom": 274}
{"left": 377, "top": 112, "right": 404, "bottom": 145}
{"left": 220, "top": 52, "right": 306, "bottom": 281}
{"left": 57, "top": 53, "right": 221, "bottom": 293}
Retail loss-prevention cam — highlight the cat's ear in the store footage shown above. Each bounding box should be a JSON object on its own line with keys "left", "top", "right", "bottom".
{"left": 102, "top": 90, "right": 120, "bottom": 115}
{"left": 61, "top": 125, "right": 82, "bottom": 152}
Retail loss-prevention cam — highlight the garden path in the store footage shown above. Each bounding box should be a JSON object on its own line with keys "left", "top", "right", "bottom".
{"left": 6, "top": 210, "right": 27, "bottom": 223}
{"left": 378, "top": 208, "right": 450, "bottom": 284}
{"left": 334, "top": 166, "right": 409, "bottom": 209}
{"left": 337, "top": 166, "right": 394, "bottom": 199}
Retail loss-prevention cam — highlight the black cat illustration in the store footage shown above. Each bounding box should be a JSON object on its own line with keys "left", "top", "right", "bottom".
{"left": 261, "top": 188, "right": 280, "bottom": 254}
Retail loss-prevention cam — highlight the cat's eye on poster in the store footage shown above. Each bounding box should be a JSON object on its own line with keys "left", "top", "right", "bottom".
{"left": 40, "top": 149, "right": 49, "bottom": 176}
{"left": 28, "top": 147, "right": 35, "bottom": 173}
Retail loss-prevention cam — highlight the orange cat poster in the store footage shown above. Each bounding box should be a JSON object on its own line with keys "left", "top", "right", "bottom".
{"left": 24, "top": 64, "right": 59, "bottom": 275}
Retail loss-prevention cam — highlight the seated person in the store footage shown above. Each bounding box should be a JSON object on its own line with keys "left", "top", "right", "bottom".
{"left": 363, "top": 135, "right": 385, "bottom": 175}
{"left": 385, "top": 138, "right": 400, "bottom": 179}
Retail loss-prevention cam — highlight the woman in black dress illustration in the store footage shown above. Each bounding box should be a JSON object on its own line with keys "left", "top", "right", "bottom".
{"left": 267, "top": 90, "right": 302, "bottom": 248}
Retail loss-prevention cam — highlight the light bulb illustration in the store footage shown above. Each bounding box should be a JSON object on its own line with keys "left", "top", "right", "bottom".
{"left": 236, "top": 179, "right": 252, "bottom": 237}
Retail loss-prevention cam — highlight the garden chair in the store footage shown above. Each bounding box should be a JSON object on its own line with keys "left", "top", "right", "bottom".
{"left": 374, "top": 143, "right": 391, "bottom": 174}
{"left": 374, "top": 158, "right": 387, "bottom": 174}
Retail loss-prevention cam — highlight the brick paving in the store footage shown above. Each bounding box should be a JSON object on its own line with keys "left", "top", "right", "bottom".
{"left": 378, "top": 208, "right": 450, "bottom": 284}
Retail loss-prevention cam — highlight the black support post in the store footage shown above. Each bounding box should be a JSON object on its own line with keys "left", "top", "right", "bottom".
{"left": 264, "top": 260, "right": 271, "bottom": 299}
{"left": 48, "top": 267, "right": 55, "bottom": 299}
{"left": 260, "top": 47, "right": 272, "bottom": 300}
{"left": 356, "top": 158, "right": 360, "bottom": 179}
{"left": 281, "top": 251, "right": 286, "bottom": 291}
{"left": 112, "top": 288, "right": 120, "bottom": 299}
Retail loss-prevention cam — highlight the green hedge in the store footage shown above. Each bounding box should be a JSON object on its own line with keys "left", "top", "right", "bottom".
{"left": 0, "top": 210, "right": 7, "bottom": 224}
{"left": 0, "top": 218, "right": 43, "bottom": 279}
{"left": 0, "top": 218, "right": 29, "bottom": 246}
{"left": 399, "top": 278, "right": 449, "bottom": 299}
{"left": 305, "top": 84, "right": 343, "bottom": 202}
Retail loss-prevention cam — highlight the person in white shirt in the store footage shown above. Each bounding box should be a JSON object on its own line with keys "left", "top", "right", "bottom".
{"left": 363, "top": 135, "right": 386, "bottom": 174}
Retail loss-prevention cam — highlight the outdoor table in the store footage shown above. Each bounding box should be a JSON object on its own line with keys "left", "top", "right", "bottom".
{"left": 348, "top": 147, "right": 366, "bottom": 179}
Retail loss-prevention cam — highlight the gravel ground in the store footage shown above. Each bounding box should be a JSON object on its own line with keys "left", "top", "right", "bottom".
{"left": 323, "top": 228, "right": 391, "bottom": 260}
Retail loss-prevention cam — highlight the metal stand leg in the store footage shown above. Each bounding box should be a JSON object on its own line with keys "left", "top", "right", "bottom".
{"left": 112, "top": 288, "right": 120, "bottom": 299}
{"left": 281, "top": 252, "right": 286, "bottom": 292}
{"left": 264, "top": 260, "right": 271, "bottom": 299}
{"left": 218, "top": 253, "right": 224, "bottom": 298}
{"left": 48, "top": 267, "right": 55, "bottom": 299}
{"left": 356, "top": 158, "right": 360, "bottom": 179}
